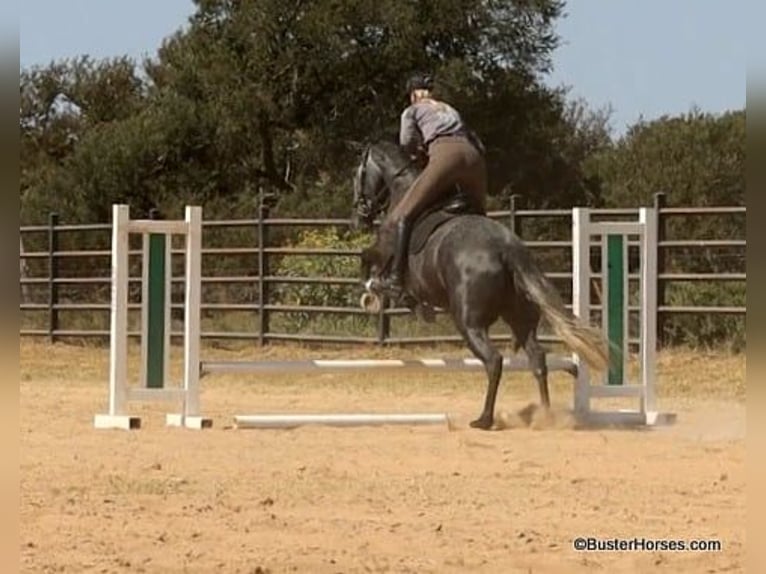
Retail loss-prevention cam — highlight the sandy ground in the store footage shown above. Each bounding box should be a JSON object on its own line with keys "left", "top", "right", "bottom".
{"left": 20, "top": 341, "right": 745, "bottom": 573}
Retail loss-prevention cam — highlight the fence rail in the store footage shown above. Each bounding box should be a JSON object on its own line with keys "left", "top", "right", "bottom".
{"left": 20, "top": 193, "right": 746, "bottom": 347}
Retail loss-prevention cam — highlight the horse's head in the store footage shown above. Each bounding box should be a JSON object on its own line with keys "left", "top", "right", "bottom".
{"left": 351, "top": 144, "right": 388, "bottom": 231}
{"left": 351, "top": 141, "right": 414, "bottom": 231}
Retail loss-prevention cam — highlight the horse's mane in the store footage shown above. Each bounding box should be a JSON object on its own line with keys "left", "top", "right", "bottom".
{"left": 370, "top": 140, "right": 414, "bottom": 175}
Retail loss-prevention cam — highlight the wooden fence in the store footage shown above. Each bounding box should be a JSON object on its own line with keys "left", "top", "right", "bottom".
{"left": 19, "top": 193, "right": 746, "bottom": 348}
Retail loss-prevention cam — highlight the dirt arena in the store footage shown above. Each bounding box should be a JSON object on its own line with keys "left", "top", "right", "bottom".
{"left": 20, "top": 340, "right": 745, "bottom": 573}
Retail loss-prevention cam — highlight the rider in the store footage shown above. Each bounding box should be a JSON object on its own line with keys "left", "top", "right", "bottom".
{"left": 377, "top": 72, "right": 488, "bottom": 298}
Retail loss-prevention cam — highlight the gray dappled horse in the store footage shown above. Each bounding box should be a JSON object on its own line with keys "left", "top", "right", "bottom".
{"left": 352, "top": 141, "right": 608, "bottom": 430}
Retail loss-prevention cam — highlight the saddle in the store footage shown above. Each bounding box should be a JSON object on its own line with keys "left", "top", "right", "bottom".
{"left": 362, "top": 186, "right": 485, "bottom": 285}
{"left": 408, "top": 187, "right": 485, "bottom": 255}
{"left": 368, "top": 187, "right": 483, "bottom": 321}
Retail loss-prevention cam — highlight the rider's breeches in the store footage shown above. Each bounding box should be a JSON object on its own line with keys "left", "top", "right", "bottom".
{"left": 386, "top": 136, "right": 487, "bottom": 227}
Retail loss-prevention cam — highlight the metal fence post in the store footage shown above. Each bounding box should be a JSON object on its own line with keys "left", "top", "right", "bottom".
{"left": 653, "top": 192, "right": 667, "bottom": 348}
{"left": 510, "top": 194, "right": 522, "bottom": 236}
{"left": 47, "top": 212, "right": 59, "bottom": 343}
{"left": 20, "top": 235, "right": 30, "bottom": 305}
{"left": 377, "top": 297, "right": 390, "bottom": 345}
{"left": 257, "top": 189, "right": 270, "bottom": 346}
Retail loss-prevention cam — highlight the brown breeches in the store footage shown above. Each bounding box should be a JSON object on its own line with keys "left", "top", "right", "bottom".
{"left": 386, "top": 136, "right": 487, "bottom": 226}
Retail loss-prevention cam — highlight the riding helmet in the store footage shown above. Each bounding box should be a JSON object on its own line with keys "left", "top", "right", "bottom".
{"left": 406, "top": 72, "right": 434, "bottom": 94}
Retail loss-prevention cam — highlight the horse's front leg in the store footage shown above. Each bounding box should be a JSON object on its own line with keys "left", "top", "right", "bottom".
{"left": 359, "top": 247, "right": 384, "bottom": 313}
{"left": 359, "top": 247, "right": 373, "bottom": 281}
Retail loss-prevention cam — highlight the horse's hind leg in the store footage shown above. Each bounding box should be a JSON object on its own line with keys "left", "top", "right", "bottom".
{"left": 459, "top": 325, "right": 503, "bottom": 430}
{"left": 525, "top": 333, "right": 550, "bottom": 409}
{"left": 504, "top": 310, "right": 550, "bottom": 409}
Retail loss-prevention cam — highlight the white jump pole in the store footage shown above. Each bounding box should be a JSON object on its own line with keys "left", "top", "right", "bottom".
{"left": 202, "top": 356, "right": 578, "bottom": 376}
{"left": 234, "top": 413, "right": 450, "bottom": 429}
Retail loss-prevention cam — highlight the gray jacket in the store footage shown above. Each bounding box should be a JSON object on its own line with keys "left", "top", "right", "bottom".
{"left": 399, "top": 99, "right": 467, "bottom": 153}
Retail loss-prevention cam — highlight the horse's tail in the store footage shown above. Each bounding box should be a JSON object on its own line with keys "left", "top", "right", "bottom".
{"left": 507, "top": 239, "right": 609, "bottom": 373}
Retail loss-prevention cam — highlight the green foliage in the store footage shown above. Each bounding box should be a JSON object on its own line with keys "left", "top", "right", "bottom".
{"left": 21, "top": 56, "right": 148, "bottom": 222}
{"left": 663, "top": 282, "right": 745, "bottom": 352}
{"left": 272, "top": 227, "right": 371, "bottom": 333}
{"left": 22, "top": 0, "right": 603, "bottom": 223}
{"left": 585, "top": 109, "right": 745, "bottom": 208}
{"left": 582, "top": 109, "right": 746, "bottom": 349}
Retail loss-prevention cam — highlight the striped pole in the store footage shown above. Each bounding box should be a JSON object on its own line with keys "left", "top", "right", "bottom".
{"left": 201, "top": 356, "right": 578, "bottom": 376}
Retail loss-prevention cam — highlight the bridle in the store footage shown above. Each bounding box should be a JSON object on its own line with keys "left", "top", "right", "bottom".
{"left": 354, "top": 147, "right": 387, "bottom": 221}
{"left": 353, "top": 145, "right": 412, "bottom": 222}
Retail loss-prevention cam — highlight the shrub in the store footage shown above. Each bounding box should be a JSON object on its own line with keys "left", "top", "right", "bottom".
{"left": 271, "top": 227, "right": 374, "bottom": 334}
{"left": 662, "top": 282, "right": 745, "bottom": 351}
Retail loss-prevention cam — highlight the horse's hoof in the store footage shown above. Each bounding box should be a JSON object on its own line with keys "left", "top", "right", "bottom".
{"left": 469, "top": 417, "right": 493, "bottom": 430}
{"left": 360, "top": 292, "right": 381, "bottom": 313}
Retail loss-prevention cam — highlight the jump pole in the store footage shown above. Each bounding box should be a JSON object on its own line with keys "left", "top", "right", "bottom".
{"left": 207, "top": 358, "right": 575, "bottom": 430}
{"left": 234, "top": 413, "right": 449, "bottom": 429}
{"left": 572, "top": 207, "right": 674, "bottom": 426}
{"left": 210, "top": 359, "right": 575, "bottom": 431}
{"left": 202, "top": 356, "right": 578, "bottom": 375}
{"left": 94, "top": 204, "right": 211, "bottom": 430}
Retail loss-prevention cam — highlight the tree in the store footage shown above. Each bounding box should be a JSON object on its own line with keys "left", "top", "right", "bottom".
{"left": 143, "top": 0, "right": 571, "bottom": 210}
{"left": 20, "top": 57, "right": 147, "bottom": 221}
{"left": 22, "top": 0, "right": 611, "bottom": 221}
{"left": 584, "top": 109, "right": 745, "bottom": 350}
{"left": 585, "top": 108, "right": 745, "bottom": 208}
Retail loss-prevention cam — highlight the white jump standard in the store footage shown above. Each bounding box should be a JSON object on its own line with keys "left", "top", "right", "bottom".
{"left": 94, "top": 204, "right": 211, "bottom": 430}
{"left": 571, "top": 207, "right": 674, "bottom": 426}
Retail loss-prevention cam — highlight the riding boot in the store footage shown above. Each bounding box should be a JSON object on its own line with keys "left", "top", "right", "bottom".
{"left": 378, "top": 219, "right": 411, "bottom": 299}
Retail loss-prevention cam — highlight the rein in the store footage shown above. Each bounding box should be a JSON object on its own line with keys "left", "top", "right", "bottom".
{"left": 355, "top": 146, "right": 414, "bottom": 220}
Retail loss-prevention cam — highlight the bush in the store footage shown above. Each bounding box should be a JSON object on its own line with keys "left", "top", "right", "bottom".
{"left": 271, "top": 227, "right": 374, "bottom": 334}
{"left": 662, "top": 282, "right": 745, "bottom": 351}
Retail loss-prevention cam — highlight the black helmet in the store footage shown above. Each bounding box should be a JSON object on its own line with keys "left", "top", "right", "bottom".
{"left": 406, "top": 72, "right": 434, "bottom": 94}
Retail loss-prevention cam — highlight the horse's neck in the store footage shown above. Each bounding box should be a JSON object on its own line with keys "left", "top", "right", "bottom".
{"left": 384, "top": 167, "right": 417, "bottom": 214}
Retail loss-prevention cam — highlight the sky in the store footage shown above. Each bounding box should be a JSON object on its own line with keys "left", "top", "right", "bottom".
{"left": 546, "top": 1, "right": 748, "bottom": 134}
{"left": 19, "top": 0, "right": 750, "bottom": 137}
